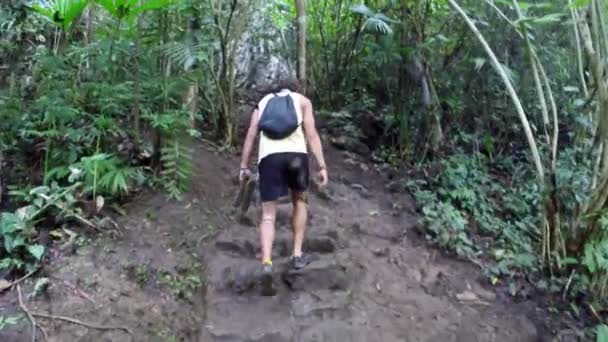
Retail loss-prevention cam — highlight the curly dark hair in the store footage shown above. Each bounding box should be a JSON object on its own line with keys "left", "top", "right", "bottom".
{"left": 238, "top": 75, "right": 301, "bottom": 108}
{"left": 258, "top": 75, "right": 300, "bottom": 95}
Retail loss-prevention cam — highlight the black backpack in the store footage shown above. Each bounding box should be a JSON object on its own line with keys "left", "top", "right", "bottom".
{"left": 258, "top": 93, "right": 300, "bottom": 140}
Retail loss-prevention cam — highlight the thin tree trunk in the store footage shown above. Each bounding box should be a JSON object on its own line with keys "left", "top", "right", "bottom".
{"left": 0, "top": 147, "right": 3, "bottom": 206}
{"left": 420, "top": 61, "right": 442, "bottom": 156}
{"left": 597, "top": 0, "right": 608, "bottom": 58}
{"left": 85, "top": 6, "right": 94, "bottom": 70}
{"left": 295, "top": 0, "right": 307, "bottom": 93}
{"left": 570, "top": 1, "right": 589, "bottom": 97}
{"left": 574, "top": 3, "right": 608, "bottom": 252}
{"left": 133, "top": 17, "right": 142, "bottom": 142}
{"left": 591, "top": 0, "right": 602, "bottom": 59}
{"left": 536, "top": 59, "right": 559, "bottom": 171}
{"left": 512, "top": 0, "right": 550, "bottom": 144}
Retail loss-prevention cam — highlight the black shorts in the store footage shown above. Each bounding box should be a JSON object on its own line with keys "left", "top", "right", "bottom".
{"left": 258, "top": 152, "right": 310, "bottom": 202}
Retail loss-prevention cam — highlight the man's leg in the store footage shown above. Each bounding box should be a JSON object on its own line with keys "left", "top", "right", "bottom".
{"left": 291, "top": 191, "right": 307, "bottom": 257}
{"left": 286, "top": 153, "right": 312, "bottom": 269}
{"left": 260, "top": 201, "right": 277, "bottom": 265}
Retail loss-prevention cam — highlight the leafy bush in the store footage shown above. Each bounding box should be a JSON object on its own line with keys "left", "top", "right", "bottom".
{"left": 409, "top": 153, "right": 540, "bottom": 276}
{"left": 2, "top": 182, "right": 83, "bottom": 274}
{"left": 0, "top": 211, "right": 44, "bottom": 272}
{"left": 415, "top": 189, "right": 474, "bottom": 256}
{"left": 582, "top": 213, "right": 608, "bottom": 300}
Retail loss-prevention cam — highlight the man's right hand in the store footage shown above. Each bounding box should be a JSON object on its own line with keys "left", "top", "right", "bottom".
{"left": 239, "top": 168, "right": 251, "bottom": 182}
{"left": 318, "top": 168, "right": 328, "bottom": 186}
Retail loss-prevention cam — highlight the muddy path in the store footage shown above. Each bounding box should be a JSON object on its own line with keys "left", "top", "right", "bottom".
{"left": 0, "top": 142, "right": 577, "bottom": 341}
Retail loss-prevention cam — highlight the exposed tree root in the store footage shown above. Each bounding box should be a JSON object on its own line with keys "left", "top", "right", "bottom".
{"left": 17, "top": 285, "right": 37, "bottom": 342}
{"left": 32, "top": 312, "right": 134, "bottom": 340}
{"left": 0, "top": 267, "right": 40, "bottom": 293}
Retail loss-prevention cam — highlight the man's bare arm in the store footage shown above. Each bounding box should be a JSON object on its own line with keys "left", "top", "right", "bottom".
{"left": 301, "top": 97, "right": 326, "bottom": 170}
{"left": 240, "top": 109, "right": 259, "bottom": 169}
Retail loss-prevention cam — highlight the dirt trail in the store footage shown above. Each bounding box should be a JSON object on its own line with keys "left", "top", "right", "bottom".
{"left": 197, "top": 145, "right": 540, "bottom": 342}
{"left": 1, "top": 142, "right": 551, "bottom": 342}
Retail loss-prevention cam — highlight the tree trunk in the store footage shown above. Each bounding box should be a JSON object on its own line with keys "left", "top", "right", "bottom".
{"left": 512, "top": 0, "right": 550, "bottom": 145}
{"left": 0, "top": 146, "right": 3, "bottom": 206}
{"left": 419, "top": 61, "right": 442, "bottom": 157}
{"left": 574, "top": 5, "right": 608, "bottom": 251}
{"left": 569, "top": 1, "right": 589, "bottom": 98}
{"left": 295, "top": 0, "right": 307, "bottom": 94}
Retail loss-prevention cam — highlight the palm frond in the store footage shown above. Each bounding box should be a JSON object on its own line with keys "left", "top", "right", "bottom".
{"left": 364, "top": 17, "right": 393, "bottom": 35}
{"left": 158, "top": 41, "right": 199, "bottom": 71}
{"left": 30, "top": 0, "right": 90, "bottom": 30}
{"left": 349, "top": 3, "right": 398, "bottom": 35}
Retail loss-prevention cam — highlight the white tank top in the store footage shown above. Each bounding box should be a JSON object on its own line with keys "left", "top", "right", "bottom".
{"left": 257, "top": 89, "right": 307, "bottom": 163}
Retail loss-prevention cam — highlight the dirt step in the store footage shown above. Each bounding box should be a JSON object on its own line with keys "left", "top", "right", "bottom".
{"left": 291, "top": 290, "right": 351, "bottom": 317}
{"left": 282, "top": 257, "right": 350, "bottom": 292}
{"left": 210, "top": 252, "right": 351, "bottom": 295}
{"left": 201, "top": 290, "right": 355, "bottom": 342}
{"left": 214, "top": 236, "right": 339, "bottom": 260}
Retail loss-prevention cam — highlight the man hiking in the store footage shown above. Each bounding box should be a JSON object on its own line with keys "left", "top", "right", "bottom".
{"left": 239, "top": 77, "right": 328, "bottom": 295}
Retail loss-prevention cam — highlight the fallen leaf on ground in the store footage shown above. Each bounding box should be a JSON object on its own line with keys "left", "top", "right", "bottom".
{"left": 0, "top": 279, "right": 11, "bottom": 291}
{"left": 456, "top": 290, "right": 478, "bottom": 302}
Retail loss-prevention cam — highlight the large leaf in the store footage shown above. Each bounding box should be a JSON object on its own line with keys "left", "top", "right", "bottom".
{"left": 0, "top": 213, "right": 26, "bottom": 235}
{"left": 31, "top": 0, "right": 90, "bottom": 31}
{"left": 4, "top": 235, "right": 26, "bottom": 253}
{"left": 95, "top": 0, "right": 173, "bottom": 23}
{"left": 514, "top": 13, "right": 564, "bottom": 27}
{"left": 597, "top": 324, "right": 608, "bottom": 342}
{"left": 566, "top": 0, "right": 591, "bottom": 9}
{"left": 27, "top": 244, "right": 45, "bottom": 260}
{"left": 95, "top": 0, "right": 138, "bottom": 19}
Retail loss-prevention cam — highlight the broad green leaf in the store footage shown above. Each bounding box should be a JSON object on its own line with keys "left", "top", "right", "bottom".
{"left": 597, "top": 324, "right": 608, "bottom": 342}
{"left": 5, "top": 235, "right": 26, "bottom": 253}
{"left": 0, "top": 213, "right": 25, "bottom": 234}
{"left": 27, "top": 245, "right": 45, "bottom": 260}
{"left": 29, "top": 186, "right": 50, "bottom": 195}
{"left": 566, "top": 0, "right": 591, "bottom": 9}
{"left": 95, "top": 0, "right": 139, "bottom": 18}
{"left": 31, "top": 0, "right": 90, "bottom": 31}
{"left": 0, "top": 258, "right": 12, "bottom": 272}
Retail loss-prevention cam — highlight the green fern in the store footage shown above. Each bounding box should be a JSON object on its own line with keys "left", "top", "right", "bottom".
{"left": 98, "top": 166, "right": 135, "bottom": 195}
{"left": 160, "top": 138, "right": 192, "bottom": 200}
{"left": 69, "top": 153, "right": 137, "bottom": 197}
